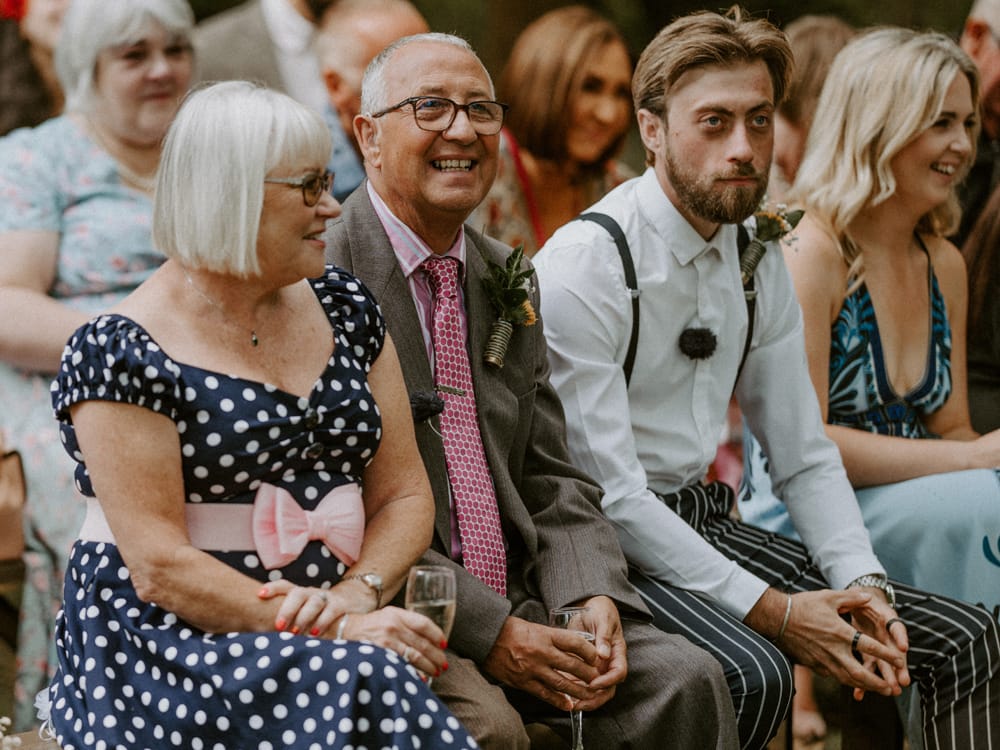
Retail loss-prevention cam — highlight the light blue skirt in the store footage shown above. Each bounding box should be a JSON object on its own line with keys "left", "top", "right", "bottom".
{"left": 741, "top": 431, "right": 1000, "bottom": 618}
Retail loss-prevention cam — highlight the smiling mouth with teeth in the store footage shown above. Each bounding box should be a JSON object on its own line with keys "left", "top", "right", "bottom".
{"left": 433, "top": 159, "right": 473, "bottom": 171}
{"left": 931, "top": 163, "right": 956, "bottom": 175}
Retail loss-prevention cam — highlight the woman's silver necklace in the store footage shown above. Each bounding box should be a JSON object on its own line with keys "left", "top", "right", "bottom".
{"left": 86, "top": 117, "right": 157, "bottom": 193}
{"left": 182, "top": 269, "right": 260, "bottom": 347}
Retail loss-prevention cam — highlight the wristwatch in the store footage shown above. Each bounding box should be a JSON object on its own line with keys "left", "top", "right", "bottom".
{"left": 344, "top": 572, "right": 383, "bottom": 609}
{"left": 847, "top": 573, "right": 896, "bottom": 609}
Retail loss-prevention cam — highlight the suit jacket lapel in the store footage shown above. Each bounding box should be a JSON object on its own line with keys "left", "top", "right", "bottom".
{"left": 463, "top": 242, "right": 493, "bottom": 395}
{"left": 339, "top": 192, "right": 454, "bottom": 549}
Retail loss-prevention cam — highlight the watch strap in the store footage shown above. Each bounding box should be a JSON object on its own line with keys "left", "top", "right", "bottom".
{"left": 343, "top": 573, "right": 382, "bottom": 608}
{"left": 847, "top": 573, "right": 895, "bottom": 608}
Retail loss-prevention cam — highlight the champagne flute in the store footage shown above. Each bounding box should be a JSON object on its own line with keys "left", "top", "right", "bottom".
{"left": 405, "top": 565, "right": 456, "bottom": 686}
{"left": 549, "top": 606, "right": 595, "bottom": 750}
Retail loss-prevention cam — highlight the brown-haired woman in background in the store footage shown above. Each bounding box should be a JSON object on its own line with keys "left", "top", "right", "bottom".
{"left": 469, "top": 5, "right": 634, "bottom": 256}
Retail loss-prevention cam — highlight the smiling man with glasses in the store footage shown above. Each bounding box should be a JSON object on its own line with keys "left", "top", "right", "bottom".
{"left": 371, "top": 96, "right": 509, "bottom": 134}
{"left": 325, "top": 30, "right": 737, "bottom": 750}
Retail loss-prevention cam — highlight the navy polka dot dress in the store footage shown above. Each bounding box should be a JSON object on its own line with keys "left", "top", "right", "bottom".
{"left": 45, "top": 267, "right": 477, "bottom": 750}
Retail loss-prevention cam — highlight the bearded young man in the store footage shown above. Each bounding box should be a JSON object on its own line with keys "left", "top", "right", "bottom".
{"left": 534, "top": 8, "right": 1000, "bottom": 750}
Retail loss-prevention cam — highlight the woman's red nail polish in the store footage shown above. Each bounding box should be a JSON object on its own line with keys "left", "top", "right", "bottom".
{"left": 310, "top": 627, "right": 320, "bottom": 636}
{"left": 440, "top": 639, "right": 448, "bottom": 649}
{"left": 442, "top": 661, "right": 449, "bottom": 671}
{"left": 275, "top": 619, "right": 287, "bottom": 631}
{"left": 258, "top": 587, "right": 269, "bottom": 597}
{"left": 291, "top": 626, "right": 300, "bottom": 635}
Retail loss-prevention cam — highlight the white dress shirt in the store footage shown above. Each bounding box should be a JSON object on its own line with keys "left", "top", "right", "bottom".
{"left": 534, "top": 168, "right": 883, "bottom": 619}
{"left": 260, "top": 0, "right": 328, "bottom": 114}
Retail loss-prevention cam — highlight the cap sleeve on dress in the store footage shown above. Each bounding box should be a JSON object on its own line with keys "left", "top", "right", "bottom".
{"left": 314, "top": 265, "right": 386, "bottom": 370}
{"left": 52, "top": 314, "right": 183, "bottom": 423}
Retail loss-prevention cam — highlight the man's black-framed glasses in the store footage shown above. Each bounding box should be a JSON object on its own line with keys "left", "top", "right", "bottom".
{"left": 370, "top": 96, "right": 508, "bottom": 135}
{"left": 264, "top": 170, "right": 334, "bottom": 207}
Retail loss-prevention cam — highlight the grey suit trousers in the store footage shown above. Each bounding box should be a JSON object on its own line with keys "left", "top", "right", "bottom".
{"left": 432, "top": 618, "right": 740, "bottom": 750}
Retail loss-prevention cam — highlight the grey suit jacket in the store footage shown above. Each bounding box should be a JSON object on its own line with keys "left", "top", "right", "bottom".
{"left": 192, "top": 0, "right": 284, "bottom": 92}
{"left": 326, "top": 187, "right": 648, "bottom": 663}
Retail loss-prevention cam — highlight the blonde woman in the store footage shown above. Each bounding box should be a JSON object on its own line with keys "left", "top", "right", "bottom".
{"left": 741, "top": 28, "right": 1000, "bottom": 619}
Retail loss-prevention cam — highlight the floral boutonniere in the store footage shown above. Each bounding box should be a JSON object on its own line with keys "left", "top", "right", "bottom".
{"left": 739, "top": 203, "right": 805, "bottom": 285}
{"left": 481, "top": 244, "right": 537, "bottom": 368}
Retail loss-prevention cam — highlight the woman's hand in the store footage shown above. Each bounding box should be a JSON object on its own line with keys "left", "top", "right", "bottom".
{"left": 258, "top": 583, "right": 449, "bottom": 678}
{"left": 258, "top": 581, "right": 346, "bottom": 637}
{"left": 339, "top": 607, "right": 450, "bottom": 679}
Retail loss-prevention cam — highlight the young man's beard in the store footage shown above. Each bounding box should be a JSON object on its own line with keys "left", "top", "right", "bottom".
{"left": 665, "top": 148, "right": 768, "bottom": 225}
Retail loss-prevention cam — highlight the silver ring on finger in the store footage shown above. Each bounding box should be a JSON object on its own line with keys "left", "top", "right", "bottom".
{"left": 851, "top": 630, "right": 863, "bottom": 662}
{"left": 402, "top": 646, "right": 414, "bottom": 663}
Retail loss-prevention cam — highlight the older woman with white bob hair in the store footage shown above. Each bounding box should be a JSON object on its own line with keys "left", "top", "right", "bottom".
{"left": 0, "top": 0, "right": 194, "bottom": 728}
{"left": 40, "top": 80, "right": 476, "bottom": 749}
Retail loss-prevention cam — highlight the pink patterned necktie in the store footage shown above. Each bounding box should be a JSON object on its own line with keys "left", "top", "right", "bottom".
{"left": 424, "top": 256, "right": 507, "bottom": 595}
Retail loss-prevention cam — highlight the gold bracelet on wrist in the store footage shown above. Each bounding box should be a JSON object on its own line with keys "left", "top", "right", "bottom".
{"left": 773, "top": 593, "right": 792, "bottom": 644}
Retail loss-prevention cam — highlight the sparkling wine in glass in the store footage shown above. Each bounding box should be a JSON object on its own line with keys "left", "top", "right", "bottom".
{"left": 549, "top": 606, "right": 595, "bottom": 750}
{"left": 405, "top": 565, "right": 456, "bottom": 685}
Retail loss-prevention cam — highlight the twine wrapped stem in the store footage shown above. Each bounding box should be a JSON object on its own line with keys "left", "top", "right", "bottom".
{"left": 483, "top": 319, "right": 514, "bottom": 368}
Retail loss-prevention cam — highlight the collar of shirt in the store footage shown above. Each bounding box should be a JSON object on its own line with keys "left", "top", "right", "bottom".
{"left": 366, "top": 182, "right": 466, "bottom": 274}
{"left": 367, "top": 181, "right": 467, "bottom": 362}
{"left": 260, "top": 0, "right": 315, "bottom": 54}
{"left": 635, "top": 168, "right": 738, "bottom": 267}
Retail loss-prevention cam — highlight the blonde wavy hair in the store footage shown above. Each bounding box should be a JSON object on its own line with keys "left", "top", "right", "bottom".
{"left": 791, "top": 27, "right": 979, "bottom": 286}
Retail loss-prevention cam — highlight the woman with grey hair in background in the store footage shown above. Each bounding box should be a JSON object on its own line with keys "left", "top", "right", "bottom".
{"left": 0, "top": 0, "right": 194, "bottom": 728}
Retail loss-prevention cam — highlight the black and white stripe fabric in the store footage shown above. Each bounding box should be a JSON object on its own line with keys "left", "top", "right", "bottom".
{"left": 631, "top": 481, "right": 1000, "bottom": 750}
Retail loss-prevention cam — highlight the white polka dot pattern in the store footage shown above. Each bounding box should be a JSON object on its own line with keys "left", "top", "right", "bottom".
{"left": 424, "top": 257, "right": 507, "bottom": 595}
{"left": 47, "top": 267, "right": 479, "bottom": 749}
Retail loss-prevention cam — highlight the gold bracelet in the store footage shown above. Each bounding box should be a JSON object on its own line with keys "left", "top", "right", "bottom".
{"left": 773, "top": 594, "right": 792, "bottom": 644}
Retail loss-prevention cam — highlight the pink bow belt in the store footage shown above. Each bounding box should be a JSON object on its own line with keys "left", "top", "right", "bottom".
{"left": 78, "top": 482, "right": 365, "bottom": 569}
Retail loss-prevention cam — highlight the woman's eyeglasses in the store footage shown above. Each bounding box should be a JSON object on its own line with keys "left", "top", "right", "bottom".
{"left": 264, "top": 170, "right": 335, "bottom": 207}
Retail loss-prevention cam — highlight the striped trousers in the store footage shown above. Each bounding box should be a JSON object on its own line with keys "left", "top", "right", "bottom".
{"left": 629, "top": 481, "right": 1000, "bottom": 750}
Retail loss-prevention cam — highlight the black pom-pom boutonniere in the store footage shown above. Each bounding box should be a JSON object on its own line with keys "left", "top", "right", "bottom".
{"left": 679, "top": 327, "right": 718, "bottom": 360}
{"left": 409, "top": 390, "right": 445, "bottom": 423}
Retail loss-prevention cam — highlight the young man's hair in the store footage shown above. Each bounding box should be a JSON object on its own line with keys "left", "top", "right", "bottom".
{"left": 632, "top": 6, "right": 793, "bottom": 166}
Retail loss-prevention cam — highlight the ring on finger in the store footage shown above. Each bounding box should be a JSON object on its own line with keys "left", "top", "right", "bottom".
{"left": 885, "top": 617, "right": 904, "bottom": 634}
{"left": 851, "top": 630, "right": 863, "bottom": 662}
{"left": 402, "top": 646, "right": 414, "bottom": 663}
